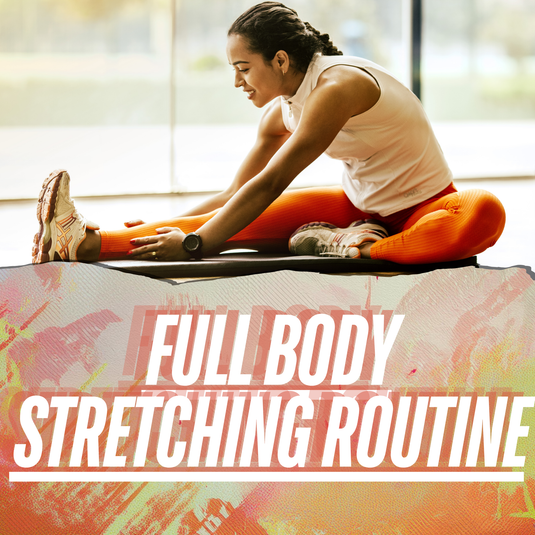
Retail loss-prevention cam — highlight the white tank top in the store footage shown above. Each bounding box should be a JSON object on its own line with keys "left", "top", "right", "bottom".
{"left": 280, "top": 54, "right": 453, "bottom": 216}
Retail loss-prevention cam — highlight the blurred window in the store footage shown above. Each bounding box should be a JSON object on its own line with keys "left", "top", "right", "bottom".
{"left": 0, "top": 0, "right": 172, "bottom": 198}
{"left": 0, "top": 0, "right": 532, "bottom": 200}
{"left": 423, "top": 0, "right": 535, "bottom": 178}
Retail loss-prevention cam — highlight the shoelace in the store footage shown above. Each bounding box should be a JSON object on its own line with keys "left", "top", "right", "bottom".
{"left": 73, "top": 208, "right": 87, "bottom": 231}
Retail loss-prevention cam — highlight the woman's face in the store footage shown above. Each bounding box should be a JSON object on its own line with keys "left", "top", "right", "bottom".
{"left": 226, "top": 34, "right": 285, "bottom": 108}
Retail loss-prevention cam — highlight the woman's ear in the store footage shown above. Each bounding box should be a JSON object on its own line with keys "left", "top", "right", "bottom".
{"left": 274, "top": 50, "right": 290, "bottom": 73}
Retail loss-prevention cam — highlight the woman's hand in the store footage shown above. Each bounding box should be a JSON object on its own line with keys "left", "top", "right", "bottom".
{"left": 128, "top": 227, "right": 190, "bottom": 261}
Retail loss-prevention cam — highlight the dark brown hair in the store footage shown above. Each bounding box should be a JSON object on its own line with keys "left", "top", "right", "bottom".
{"left": 228, "top": 2, "right": 343, "bottom": 73}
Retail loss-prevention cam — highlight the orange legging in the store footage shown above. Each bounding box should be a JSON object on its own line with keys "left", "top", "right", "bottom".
{"left": 99, "top": 183, "right": 505, "bottom": 264}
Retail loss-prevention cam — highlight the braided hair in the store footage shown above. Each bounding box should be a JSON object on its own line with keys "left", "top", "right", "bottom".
{"left": 228, "top": 2, "right": 343, "bottom": 73}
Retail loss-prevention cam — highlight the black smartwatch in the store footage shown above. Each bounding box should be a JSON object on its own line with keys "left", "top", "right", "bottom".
{"left": 182, "top": 232, "right": 203, "bottom": 259}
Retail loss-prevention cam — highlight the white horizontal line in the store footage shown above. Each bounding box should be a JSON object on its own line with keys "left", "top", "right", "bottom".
{"left": 9, "top": 471, "right": 524, "bottom": 483}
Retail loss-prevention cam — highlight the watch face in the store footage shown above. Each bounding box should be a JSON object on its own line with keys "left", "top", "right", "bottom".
{"left": 183, "top": 233, "right": 201, "bottom": 252}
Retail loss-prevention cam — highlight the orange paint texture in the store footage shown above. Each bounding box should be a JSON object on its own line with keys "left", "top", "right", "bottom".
{"left": 1, "top": 263, "right": 534, "bottom": 534}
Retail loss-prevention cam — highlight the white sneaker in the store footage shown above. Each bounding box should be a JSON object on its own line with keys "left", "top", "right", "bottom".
{"left": 32, "top": 170, "right": 98, "bottom": 264}
{"left": 289, "top": 220, "right": 388, "bottom": 258}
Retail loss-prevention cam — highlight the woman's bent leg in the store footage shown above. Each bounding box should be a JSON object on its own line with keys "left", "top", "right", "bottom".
{"left": 98, "top": 186, "right": 367, "bottom": 260}
{"left": 370, "top": 189, "right": 506, "bottom": 264}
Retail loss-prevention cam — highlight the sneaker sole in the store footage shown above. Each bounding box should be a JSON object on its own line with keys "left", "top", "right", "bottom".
{"left": 288, "top": 222, "right": 336, "bottom": 255}
{"left": 289, "top": 221, "right": 387, "bottom": 246}
{"left": 32, "top": 169, "right": 67, "bottom": 264}
{"left": 288, "top": 221, "right": 388, "bottom": 257}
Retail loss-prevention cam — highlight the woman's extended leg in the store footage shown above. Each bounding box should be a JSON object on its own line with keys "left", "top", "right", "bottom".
{"left": 370, "top": 189, "right": 506, "bottom": 264}
{"left": 33, "top": 170, "right": 371, "bottom": 263}
{"left": 96, "top": 185, "right": 367, "bottom": 260}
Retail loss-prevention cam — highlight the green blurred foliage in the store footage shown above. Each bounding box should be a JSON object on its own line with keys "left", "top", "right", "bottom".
{"left": 426, "top": 0, "right": 535, "bottom": 66}
{"left": 479, "top": 0, "right": 535, "bottom": 68}
{"left": 41, "top": 0, "right": 146, "bottom": 21}
{"left": 190, "top": 54, "right": 225, "bottom": 72}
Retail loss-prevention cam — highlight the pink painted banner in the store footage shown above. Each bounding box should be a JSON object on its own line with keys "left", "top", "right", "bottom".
{"left": 1, "top": 263, "right": 534, "bottom": 534}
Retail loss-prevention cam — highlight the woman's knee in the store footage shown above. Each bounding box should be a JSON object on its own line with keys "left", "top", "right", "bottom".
{"left": 456, "top": 189, "right": 506, "bottom": 254}
{"left": 462, "top": 189, "right": 505, "bottom": 234}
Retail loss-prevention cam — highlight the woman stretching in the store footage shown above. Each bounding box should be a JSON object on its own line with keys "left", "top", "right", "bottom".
{"left": 32, "top": 2, "right": 505, "bottom": 266}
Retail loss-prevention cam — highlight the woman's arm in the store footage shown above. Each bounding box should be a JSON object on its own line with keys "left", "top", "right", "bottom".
{"left": 123, "top": 100, "right": 289, "bottom": 227}
{"left": 179, "top": 100, "right": 291, "bottom": 216}
{"left": 130, "top": 66, "right": 379, "bottom": 260}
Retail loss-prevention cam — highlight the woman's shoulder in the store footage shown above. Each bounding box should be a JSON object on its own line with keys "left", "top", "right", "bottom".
{"left": 310, "top": 55, "right": 394, "bottom": 87}
{"left": 313, "top": 60, "right": 381, "bottom": 118}
{"left": 312, "top": 54, "right": 408, "bottom": 101}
